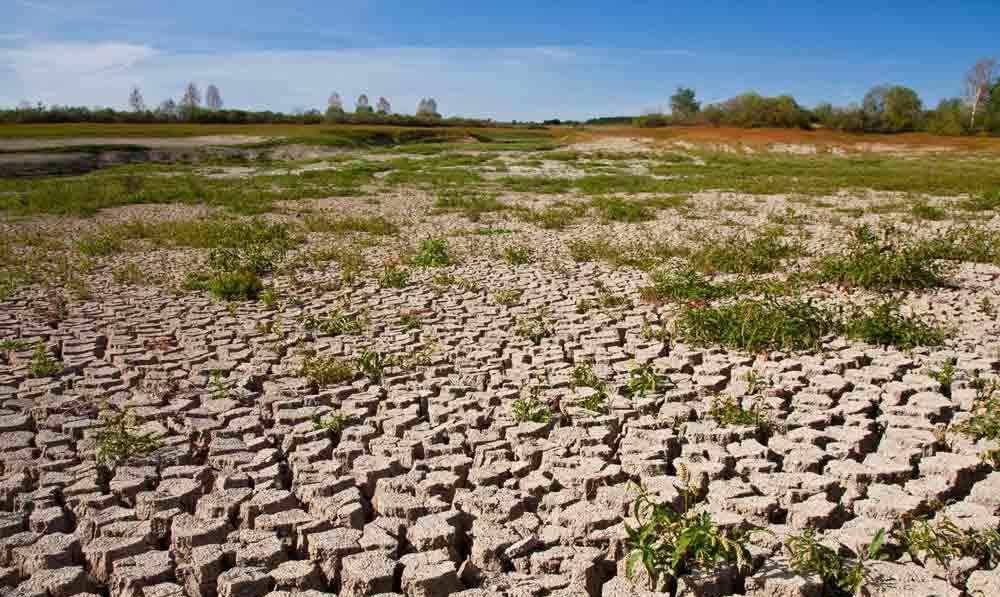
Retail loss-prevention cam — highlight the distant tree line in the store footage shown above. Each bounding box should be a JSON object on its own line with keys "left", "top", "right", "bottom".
{"left": 3, "top": 83, "right": 493, "bottom": 127}
{"left": 636, "top": 57, "right": 1000, "bottom": 135}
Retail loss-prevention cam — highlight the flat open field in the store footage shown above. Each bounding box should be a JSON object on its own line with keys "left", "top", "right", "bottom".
{"left": 1, "top": 127, "right": 1000, "bottom": 597}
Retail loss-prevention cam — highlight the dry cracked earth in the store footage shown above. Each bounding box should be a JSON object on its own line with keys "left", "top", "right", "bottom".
{"left": 1, "top": 138, "right": 1000, "bottom": 597}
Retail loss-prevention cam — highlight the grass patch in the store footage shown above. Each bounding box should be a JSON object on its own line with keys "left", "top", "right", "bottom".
{"left": 410, "top": 237, "right": 451, "bottom": 267}
{"left": 678, "top": 297, "right": 838, "bottom": 353}
{"left": 689, "top": 228, "right": 799, "bottom": 274}
{"left": 499, "top": 176, "right": 573, "bottom": 194}
{"left": 301, "top": 355, "right": 356, "bottom": 386}
{"left": 433, "top": 190, "right": 507, "bottom": 221}
{"left": 591, "top": 196, "right": 655, "bottom": 223}
{"left": 815, "top": 225, "right": 947, "bottom": 290}
{"left": 303, "top": 214, "right": 398, "bottom": 235}
{"left": 844, "top": 298, "right": 947, "bottom": 349}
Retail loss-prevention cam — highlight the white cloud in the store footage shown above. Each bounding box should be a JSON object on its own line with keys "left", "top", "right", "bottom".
{"left": 2, "top": 41, "right": 157, "bottom": 75}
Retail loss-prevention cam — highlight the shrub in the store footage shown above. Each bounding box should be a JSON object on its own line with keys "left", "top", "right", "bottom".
{"left": 895, "top": 515, "right": 1000, "bottom": 569}
{"left": 640, "top": 267, "right": 731, "bottom": 303}
{"left": 689, "top": 228, "right": 799, "bottom": 274}
{"left": 301, "top": 355, "right": 356, "bottom": 386}
{"left": 357, "top": 349, "right": 393, "bottom": 384}
{"left": 411, "top": 238, "right": 450, "bottom": 267}
{"left": 185, "top": 270, "right": 263, "bottom": 301}
{"left": 910, "top": 201, "right": 947, "bottom": 221}
{"left": 434, "top": 191, "right": 507, "bottom": 221}
{"left": 502, "top": 244, "right": 534, "bottom": 265}
{"left": 28, "top": 343, "right": 62, "bottom": 377}
{"left": 677, "top": 297, "right": 839, "bottom": 353}
{"left": 378, "top": 264, "right": 410, "bottom": 288}
{"left": 96, "top": 406, "right": 162, "bottom": 467}
{"left": 206, "top": 220, "right": 295, "bottom": 275}
{"left": 815, "top": 225, "right": 947, "bottom": 290}
{"left": 591, "top": 197, "right": 654, "bottom": 223}
{"left": 844, "top": 299, "right": 946, "bottom": 349}
{"left": 512, "top": 386, "right": 553, "bottom": 423}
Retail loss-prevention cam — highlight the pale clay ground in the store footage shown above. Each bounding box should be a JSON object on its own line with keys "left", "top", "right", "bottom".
{"left": 0, "top": 139, "right": 999, "bottom": 597}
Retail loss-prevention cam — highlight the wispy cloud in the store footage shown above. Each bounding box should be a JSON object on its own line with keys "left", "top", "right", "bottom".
{"left": 2, "top": 41, "right": 157, "bottom": 75}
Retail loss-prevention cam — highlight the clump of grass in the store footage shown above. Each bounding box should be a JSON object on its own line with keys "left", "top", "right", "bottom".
{"left": 398, "top": 311, "right": 422, "bottom": 330}
{"left": 910, "top": 200, "right": 947, "bottom": 221}
{"left": 959, "top": 189, "right": 1000, "bottom": 212}
{"left": 677, "top": 297, "right": 838, "bottom": 353}
{"left": 894, "top": 515, "right": 1000, "bottom": 569}
{"left": 512, "top": 386, "right": 554, "bottom": 423}
{"left": 312, "top": 412, "right": 351, "bottom": 434}
{"left": 433, "top": 190, "right": 507, "bottom": 221}
{"left": 571, "top": 363, "right": 610, "bottom": 413}
{"left": 952, "top": 378, "right": 1000, "bottom": 465}
{"left": 844, "top": 299, "right": 947, "bottom": 349}
{"left": 815, "top": 225, "right": 947, "bottom": 290}
{"left": 357, "top": 349, "right": 393, "bottom": 384}
{"left": 502, "top": 244, "right": 534, "bottom": 266}
{"left": 303, "top": 214, "right": 399, "bottom": 235}
{"left": 689, "top": 228, "right": 799, "bottom": 274}
{"left": 515, "top": 309, "right": 554, "bottom": 344}
{"left": 918, "top": 225, "right": 1000, "bottom": 265}
{"left": 707, "top": 395, "right": 770, "bottom": 432}
{"left": 624, "top": 363, "right": 672, "bottom": 399}
{"left": 301, "top": 355, "right": 356, "bottom": 386}
{"left": 591, "top": 197, "right": 654, "bottom": 223}
{"left": 185, "top": 220, "right": 296, "bottom": 301}
{"left": 518, "top": 205, "right": 585, "bottom": 230}
{"left": 500, "top": 176, "right": 573, "bottom": 194}
{"left": 28, "top": 343, "right": 62, "bottom": 377}
{"left": 185, "top": 270, "right": 264, "bottom": 300}
{"left": 112, "top": 262, "right": 144, "bottom": 286}
{"left": 96, "top": 406, "right": 162, "bottom": 467}
{"left": 411, "top": 238, "right": 450, "bottom": 267}
{"left": 378, "top": 264, "right": 410, "bottom": 289}
{"left": 76, "top": 233, "right": 122, "bottom": 257}
{"left": 925, "top": 360, "right": 956, "bottom": 397}
{"left": 494, "top": 288, "right": 523, "bottom": 306}
{"left": 640, "top": 267, "right": 731, "bottom": 303}
{"left": 567, "top": 238, "right": 687, "bottom": 270}
{"left": 300, "top": 309, "right": 365, "bottom": 335}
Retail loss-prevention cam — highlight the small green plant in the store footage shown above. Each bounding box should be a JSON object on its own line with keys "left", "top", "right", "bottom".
{"left": 303, "top": 214, "right": 399, "bottom": 235}
{"left": 378, "top": 264, "right": 410, "bottom": 289}
{"left": 28, "top": 343, "right": 62, "bottom": 377}
{"left": 624, "top": 476, "right": 754, "bottom": 587}
{"left": 895, "top": 515, "right": 1000, "bottom": 569}
{"left": 743, "top": 369, "right": 769, "bottom": 395}
{"left": 515, "top": 309, "right": 554, "bottom": 344}
{"left": 398, "top": 311, "right": 423, "bottom": 330}
{"left": 689, "top": 228, "right": 800, "bottom": 274}
{"left": 260, "top": 287, "right": 280, "bottom": 309}
{"left": 784, "top": 528, "right": 886, "bottom": 596}
{"left": 816, "top": 225, "right": 947, "bottom": 290}
{"left": 209, "top": 370, "right": 231, "bottom": 400}
{"left": 591, "top": 196, "right": 654, "bottom": 223}
{"left": 0, "top": 339, "right": 27, "bottom": 353}
{"left": 707, "top": 395, "right": 771, "bottom": 432}
{"left": 512, "top": 386, "right": 553, "bottom": 423}
{"left": 96, "top": 406, "right": 163, "bottom": 467}
{"left": 76, "top": 233, "right": 122, "bottom": 257}
{"left": 112, "top": 262, "right": 144, "bottom": 285}
{"left": 571, "top": 363, "right": 610, "bottom": 413}
{"left": 206, "top": 220, "right": 296, "bottom": 275}
{"left": 640, "top": 267, "right": 731, "bottom": 303}
{"left": 678, "top": 297, "right": 839, "bottom": 353}
{"left": 494, "top": 288, "right": 524, "bottom": 306}
{"left": 925, "top": 360, "right": 956, "bottom": 397}
{"left": 979, "top": 296, "right": 996, "bottom": 317}
{"left": 357, "top": 349, "right": 393, "bottom": 384}
{"left": 844, "top": 299, "right": 947, "bottom": 349}
{"left": 952, "top": 377, "right": 1000, "bottom": 465}
{"left": 502, "top": 244, "right": 535, "bottom": 266}
{"left": 312, "top": 412, "right": 351, "bottom": 434}
{"left": 625, "top": 364, "right": 672, "bottom": 399}
{"left": 910, "top": 200, "right": 947, "bottom": 221}
{"left": 187, "top": 270, "right": 264, "bottom": 301}
{"left": 300, "top": 355, "right": 356, "bottom": 387}
{"left": 301, "top": 309, "right": 365, "bottom": 335}
{"left": 411, "top": 237, "right": 451, "bottom": 267}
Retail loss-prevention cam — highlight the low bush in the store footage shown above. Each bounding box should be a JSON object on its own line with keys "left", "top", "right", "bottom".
{"left": 844, "top": 299, "right": 947, "bottom": 349}
{"left": 677, "top": 297, "right": 838, "bottom": 353}
{"left": 411, "top": 237, "right": 450, "bottom": 267}
{"left": 815, "top": 225, "right": 947, "bottom": 289}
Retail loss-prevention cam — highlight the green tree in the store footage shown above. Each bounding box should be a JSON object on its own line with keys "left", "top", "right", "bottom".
{"left": 882, "top": 86, "right": 923, "bottom": 132}
{"left": 926, "top": 98, "right": 967, "bottom": 136}
{"left": 670, "top": 87, "right": 700, "bottom": 122}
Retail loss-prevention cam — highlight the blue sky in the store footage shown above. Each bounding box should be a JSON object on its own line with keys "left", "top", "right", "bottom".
{"left": 2, "top": 0, "right": 998, "bottom": 120}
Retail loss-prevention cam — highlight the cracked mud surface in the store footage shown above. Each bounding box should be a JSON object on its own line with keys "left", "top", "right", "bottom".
{"left": 1, "top": 138, "right": 1000, "bottom": 597}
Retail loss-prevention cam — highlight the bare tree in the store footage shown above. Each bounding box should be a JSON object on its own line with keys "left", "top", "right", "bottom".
{"left": 16, "top": 100, "right": 33, "bottom": 111}
{"left": 376, "top": 96, "right": 391, "bottom": 114}
{"left": 356, "top": 94, "right": 371, "bottom": 113}
{"left": 128, "top": 86, "right": 146, "bottom": 112}
{"left": 327, "top": 92, "right": 343, "bottom": 112}
{"left": 205, "top": 84, "right": 223, "bottom": 111}
{"left": 965, "top": 57, "right": 998, "bottom": 129}
{"left": 180, "top": 82, "right": 201, "bottom": 110}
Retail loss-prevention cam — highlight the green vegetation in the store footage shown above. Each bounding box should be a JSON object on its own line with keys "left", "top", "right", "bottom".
{"left": 515, "top": 309, "right": 554, "bottom": 344}
{"left": 357, "top": 349, "right": 393, "bottom": 384}
{"left": 689, "top": 228, "right": 799, "bottom": 274}
{"left": 844, "top": 299, "right": 947, "bottom": 349}
{"left": 624, "top": 364, "right": 672, "bottom": 399}
{"left": 96, "top": 406, "right": 162, "bottom": 466}
{"left": 501, "top": 244, "right": 534, "bottom": 265}
{"left": 815, "top": 226, "right": 947, "bottom": 290}
{"left": 303, "top": 214, "right": 399, "bottom": 235}
{"left": 433, "top": 190, "right": 507, "bottom": 221}
{"left": 300, "top": 355, "right": 356, "bottom": 386}
{"left": 312, "top": 412, "right": 351, "bottom": 434}
{"left": 300, "top": 309, "right": 365, "bottom": 335}
{"left": 511, "top": 386, "right": 554, "bottom": 423}
{"left": 784, "top": 528, "right": 886, "bottom": 596}
{"left": 494, "top": 288, "right": 523, "bottom": 306}
{"left": 500, "top": 176, "right": 573, "bottom": 194}
{"left": 591, "top": 196, "right": 654, "bottom": 223}
{"left": 707, "top": 395, "right": 770, "bottom": 432}
{"left": 411, "top": 237, "right": 451, "bottom": 267}
{"left": 378, "top": 264, "right": 410, "bottom": 288}
{"left": 571, "top": 363, "right": 610, "bottom": 413}
{"left": 678, "top": 297, "right": 838, "bottom": 353}
{"left": 640, "top": 267, "right": 731, "bottom": 303}
{"left": 625, "top": 477, "right": 753, "bottom": 587}
{"left": 952, "top": 378, "right": 1000, "bottom": 465}
{"left": 28, "top": 343, "right": 62, "bottom": 377}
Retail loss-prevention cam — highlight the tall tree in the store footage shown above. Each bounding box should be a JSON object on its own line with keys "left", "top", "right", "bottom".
{"left": 128, "top": 86, "right": 146, "bottom": 112}
{"left": 376, "top": 96, "right": 391, "bottom": 114}
{"left": 328, "top": 92, "right": 344, "bottom": 112}
{"left": 417, "top": 98, "right": 439, "bottom": 117}
{"left": 882, "top": 86, "right": 923, "bottom": 132}
{"left": 181, "top": 83, "right": 201, "bottom": 110}
{"left": 356, "top": 94, "right": 372, "bottom": 113}
{"left": 157, "top": 99, "right": 178, "bottom": 119}
{"left": 205, "top": 84, "right": 223, "bottom": 111}
{"left": 670, "top": 87, "right": 700, "bottom": 121}
{"left": 965, "top": 57, "right": 998, "bottom": 129}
